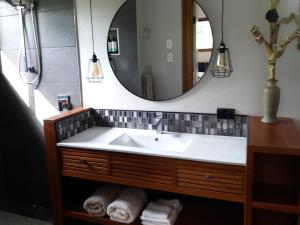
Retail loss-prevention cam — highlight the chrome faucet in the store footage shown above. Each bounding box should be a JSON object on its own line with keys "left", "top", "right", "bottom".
{"left": 153, "top": 112, "right": 163, "bottom": 133}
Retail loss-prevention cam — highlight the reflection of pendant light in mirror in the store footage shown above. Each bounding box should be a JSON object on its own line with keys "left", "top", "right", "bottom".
{"left": 210, "top": 0, "right": 233, "bottom": 78}
{"left": 87, "top": 0, "right": 104, "bottom": 82}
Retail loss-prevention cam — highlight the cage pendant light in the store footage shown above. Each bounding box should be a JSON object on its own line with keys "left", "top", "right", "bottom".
{"left": 87, "top": 0, "right": 104, "bottom": 82}
{"left": 211, "top": 0, "right": 233, "bottom": 78}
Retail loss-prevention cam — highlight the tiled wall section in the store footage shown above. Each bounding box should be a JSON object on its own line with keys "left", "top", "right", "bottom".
{"left": 94, "top": 109, "right": 248, "bottom": 137}
{"left": 55, "top": 109, "right": 247, "bottom": 143}
{"left": 56, "top": 110, "right": 96, "bottom": 142}
{"left": 0, "top": 0, "right": 81, "bottom": 213}
{"left": 0, "top": 0, "right": 81, "bottom": 108}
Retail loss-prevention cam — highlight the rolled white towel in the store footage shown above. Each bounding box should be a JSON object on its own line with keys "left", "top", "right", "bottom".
{"left": 107, "top": 188, "right": 147, "bottom": 224}
{"left": 83, "top": 184, "right": 123, "bottom": 217}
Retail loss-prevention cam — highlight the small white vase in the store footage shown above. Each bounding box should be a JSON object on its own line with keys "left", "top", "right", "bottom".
{"left": 261, "top": 79, "right": 280, "bottom": 123}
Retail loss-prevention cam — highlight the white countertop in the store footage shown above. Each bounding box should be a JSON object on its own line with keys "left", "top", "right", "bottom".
{"left": 57, "top": 127, "right": 247, "bottom": 166}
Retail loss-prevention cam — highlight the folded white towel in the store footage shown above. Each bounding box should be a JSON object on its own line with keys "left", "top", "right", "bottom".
{"left": 141, "top": 202, "right": 173, "bottom": 220}
{"left": 83, "top": 184, "right": 123, "bottom": 217}
{"left": 140, "top": 199, "right": 182, "bottom": 225}
{"left": 107, "top": 188, "right": 147, "bottom": 224}
{"left": 141, "top": 209, "right": 181, "bottom": 225}
{"left": 142, "top": 199, "right": 181, "bottom": 220}
{"left": 141, "top": 205, "right": 182, "bottom": 225}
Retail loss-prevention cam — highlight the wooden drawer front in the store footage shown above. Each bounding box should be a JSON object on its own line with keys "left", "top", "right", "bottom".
{"left": 176, "top": 161, "right": 244, "bottom": 195}
{"left": 111, "top": 154, "right": 174, "bottom": 185}
{"left": 61, "top": 149, "right": 109, "bottom": 176}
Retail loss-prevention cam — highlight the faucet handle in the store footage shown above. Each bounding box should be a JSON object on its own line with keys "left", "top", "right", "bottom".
{"left": 155, "top": 112, "right": 163, "bottom": 119}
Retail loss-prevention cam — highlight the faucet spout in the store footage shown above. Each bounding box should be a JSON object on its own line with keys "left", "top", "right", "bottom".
{"left": 153, "top": 113, "right": 163, "bottom": 133}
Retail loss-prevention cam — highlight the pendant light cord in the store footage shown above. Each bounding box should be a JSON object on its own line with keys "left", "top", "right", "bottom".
{"left": 221, "top": 0, "right": 224, "bottom": 42}
{"left": 90, "top": 0, "right": 95, "bottom": 53}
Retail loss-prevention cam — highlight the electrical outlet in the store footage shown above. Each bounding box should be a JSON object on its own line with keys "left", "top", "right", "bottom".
{"left": 217, "top": 108, "right": 235, "bottom": 120}
{"left": 57, "top": 94, "right": 72, "bottom": 111}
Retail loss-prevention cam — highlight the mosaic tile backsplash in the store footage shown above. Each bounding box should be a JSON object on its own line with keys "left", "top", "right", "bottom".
{"left": 55, "top": 109, "right": 95, "bottom": 142}
{"left": 55, "top": 109, "right": 248, "bottom": 142}
{"left": 94, "top": 109, "right": 248, "bottom": 137}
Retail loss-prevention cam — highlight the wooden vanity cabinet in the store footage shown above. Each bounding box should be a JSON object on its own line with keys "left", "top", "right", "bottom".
{"left": 44, "top": 108, "right": 245, "bottom": 225}
{"left": 44, "top": 109, "right": 300, "bottom": 225}
{"left": 60, "top": 147, "right": 245, "bottom": 203}
{"left": 59, "top": 148, "right": 245, "bottom": 225}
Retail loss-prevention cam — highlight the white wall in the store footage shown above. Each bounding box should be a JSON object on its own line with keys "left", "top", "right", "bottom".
{"left": 76, "top": 0, "right": 300, "bottom": 127}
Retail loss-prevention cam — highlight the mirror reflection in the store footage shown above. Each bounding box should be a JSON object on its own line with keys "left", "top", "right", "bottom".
{"left": 108, "top": 0, "right": 213, "bottom": 101}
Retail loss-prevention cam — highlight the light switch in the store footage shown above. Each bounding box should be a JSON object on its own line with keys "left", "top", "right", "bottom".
{"left": 167, "top": 53, "right": 173, "bottom": 63}
{"left": 167, "top": 40, "right": 173, "bottom": 49}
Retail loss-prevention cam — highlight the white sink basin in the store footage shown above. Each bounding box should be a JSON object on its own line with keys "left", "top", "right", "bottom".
{"left": 57, "top": 127, "right": 247, "bottom": 166}
{"left": 109, "top": 132, "right": 192, "bottom": 152}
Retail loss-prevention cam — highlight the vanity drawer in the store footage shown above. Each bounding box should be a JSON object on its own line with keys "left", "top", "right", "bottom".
{"left": 176, "top": 161, "right": 244, "bottom": 198}
{"left": 61, "top": 148, "right": 109, "bottom": 176}
{"left": 110, "top": 153, "right": 175, "bottom": 185}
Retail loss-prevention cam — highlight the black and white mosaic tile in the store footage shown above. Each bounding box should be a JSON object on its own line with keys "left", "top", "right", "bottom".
{"left": 55, "top": 109, "right": 248, "bottom": 142}
{"left": 94, "top": 109, "right": 248, "bottom": 137}
{"left": 55, "top": 109, "right": 95, "bottom": 142}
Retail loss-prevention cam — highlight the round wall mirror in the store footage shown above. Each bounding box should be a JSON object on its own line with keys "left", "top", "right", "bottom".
{"left": 107, "top": 0, "right": 213, "bottom": 101}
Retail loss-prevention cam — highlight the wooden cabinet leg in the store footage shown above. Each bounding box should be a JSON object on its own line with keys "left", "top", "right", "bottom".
{"left": 244, "top": 151, "right": 255, "bottom": 225}
{"left": 44, "top": 121, "right": 64, "bottom": 225}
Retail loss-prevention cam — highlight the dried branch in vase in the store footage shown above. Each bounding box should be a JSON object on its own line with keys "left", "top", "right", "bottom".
{"left": 250, "top": 0, "right": 300, "bottom": 80}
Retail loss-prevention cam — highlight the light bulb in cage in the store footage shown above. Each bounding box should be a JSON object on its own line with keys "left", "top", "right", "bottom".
{"left": 87, "top": 53, "right": 104, "bottom": 82}
{"left": 86, "top": 0, "right": 104, "bottom": 83}
{"left": 210, "top": 0, "right": 233, "bottom": 78}
{"left": 211, "top": 42, "right": 233, "bottom": 78}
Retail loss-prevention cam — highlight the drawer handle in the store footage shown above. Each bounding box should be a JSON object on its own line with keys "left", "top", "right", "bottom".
{"left": 79, "top": 160, "right": 95, "bottom": 170}
{"left": 80, "top": 160, "right": 89, "bottom": 165}
{"left": 204, "top": 175, "right": 211, "bottom": 181}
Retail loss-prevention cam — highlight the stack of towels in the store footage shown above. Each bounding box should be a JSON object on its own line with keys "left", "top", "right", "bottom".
{"left": 140, "top": 199, "right": 182, "bottom": 225}
{"left": 83, "top": 184, "right": 147, "bottom": 224}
